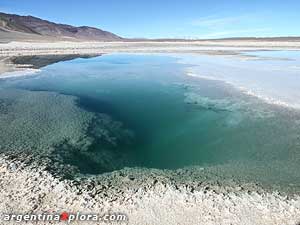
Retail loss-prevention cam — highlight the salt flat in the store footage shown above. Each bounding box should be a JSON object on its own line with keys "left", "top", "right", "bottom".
{"left": 1, "top": 40, "right": 300, "bottom": 57}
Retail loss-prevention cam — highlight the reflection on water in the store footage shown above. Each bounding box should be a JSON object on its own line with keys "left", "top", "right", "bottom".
{"left": 10, "top": 54, "right": 100, "bottom": 69}
{"left": 0, "top": 53, "right": 300, "bottom": 189}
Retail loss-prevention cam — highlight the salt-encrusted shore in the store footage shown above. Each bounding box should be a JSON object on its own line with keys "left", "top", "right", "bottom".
{"left": 1, "top": 155, "right": 300, "bottom": 225}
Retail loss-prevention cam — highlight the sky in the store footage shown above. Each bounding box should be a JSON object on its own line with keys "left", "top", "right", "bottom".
{"left": 1, "top": 0, "right": 300, "bottom": 39}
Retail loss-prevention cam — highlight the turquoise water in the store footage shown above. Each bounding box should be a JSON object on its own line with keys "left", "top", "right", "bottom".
{"left": 1, "top": 53, "right": 300, "bottom": 188}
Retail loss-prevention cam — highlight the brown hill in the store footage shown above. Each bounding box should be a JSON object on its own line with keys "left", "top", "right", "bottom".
{"left": 0, "top": 12, "right": 122, "bottom": 42}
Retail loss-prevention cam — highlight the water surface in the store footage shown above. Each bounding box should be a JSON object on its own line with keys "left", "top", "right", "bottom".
{"left": 1, "top": 52, "right": 300, "bottom": 189}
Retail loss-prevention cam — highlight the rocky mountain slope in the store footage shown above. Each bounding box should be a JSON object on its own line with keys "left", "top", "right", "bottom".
{"left": 0, "top": 12, "right": 122, "bottom": 42}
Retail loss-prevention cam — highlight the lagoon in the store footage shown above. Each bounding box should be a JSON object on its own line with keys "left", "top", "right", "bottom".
{"left": 0, "top": 52, "right": 300, "bottom": 191}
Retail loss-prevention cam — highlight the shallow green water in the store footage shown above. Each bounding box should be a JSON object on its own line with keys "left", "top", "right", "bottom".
{"left": 1, "top": 53, "right": 300, "bottom": 188}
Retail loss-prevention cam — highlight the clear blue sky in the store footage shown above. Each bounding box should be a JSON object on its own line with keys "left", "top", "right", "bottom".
{"left": 1, "top": 0, "right": 300, "bottom": 39}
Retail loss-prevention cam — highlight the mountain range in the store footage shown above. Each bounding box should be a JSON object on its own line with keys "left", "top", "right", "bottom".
{"left": 0, "top": 12, "right": 122, "bottom": 42}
